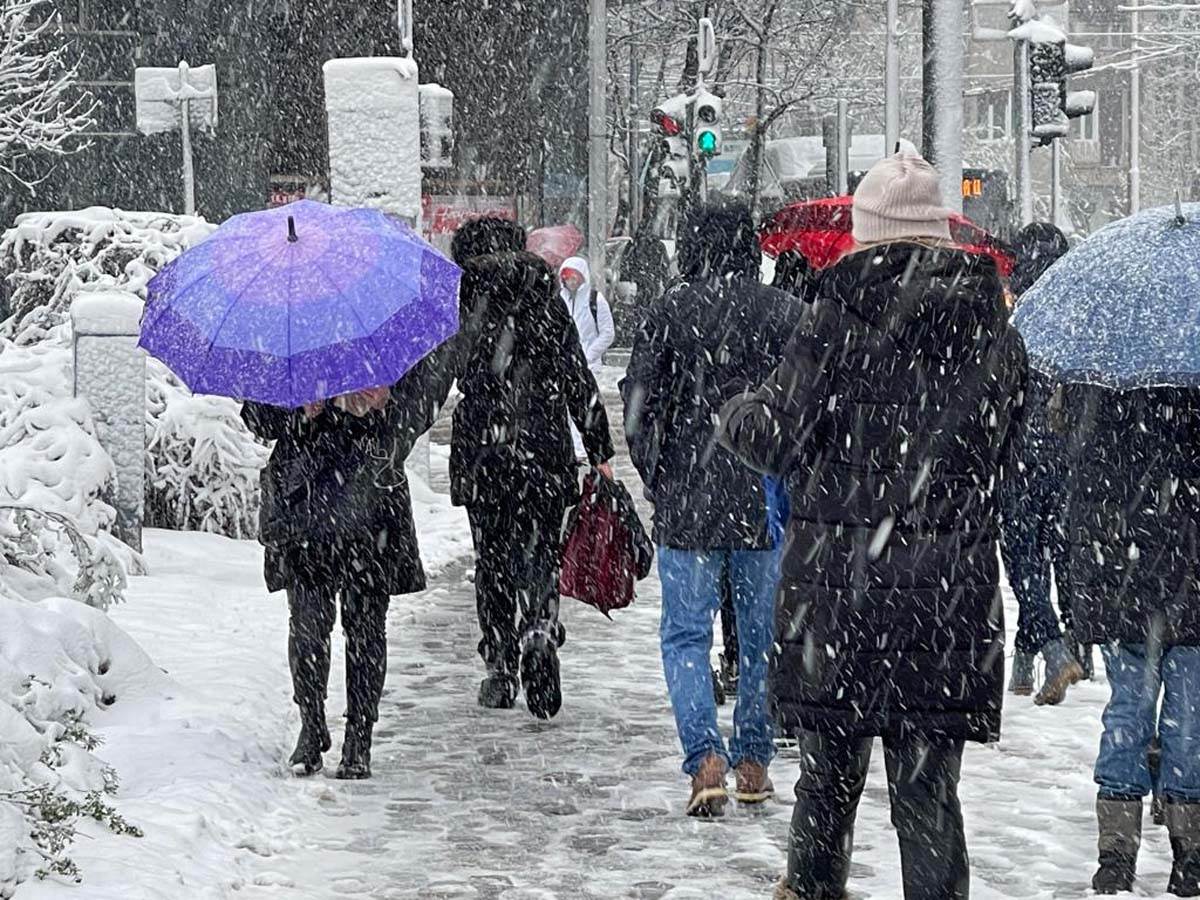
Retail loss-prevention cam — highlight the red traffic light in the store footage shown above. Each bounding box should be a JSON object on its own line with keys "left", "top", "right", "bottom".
{"left": 651, "top": 109, "right": 682, "bottom": 136}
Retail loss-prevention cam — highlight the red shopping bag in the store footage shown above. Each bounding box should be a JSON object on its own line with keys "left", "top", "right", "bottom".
{"left": 560, "top": 473, "right": 653, "bottom": 617}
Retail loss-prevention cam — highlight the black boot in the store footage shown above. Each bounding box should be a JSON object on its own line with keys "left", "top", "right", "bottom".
{"left": 1093, "top": 798, "right": 1142, "bottom": 894}
{"left": 1166, "top": 801, "right": 1200, "bottom": 897}
{"left": 520, "top": 629, "right": 562, "bottom": 720}
{"left": 289, "top": 705, "right": 331, "bottom": 776}
{"left": 336, "top": 718, "right": 373, "bottom": 780}
{"left": 478, "top": 670, "right": 518, "bottom": 709}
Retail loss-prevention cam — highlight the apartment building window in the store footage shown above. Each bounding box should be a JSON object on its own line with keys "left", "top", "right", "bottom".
{"left": 974, "top": 90, "right": 1010, "bottom": 142}
{"left": 1074, "top": 107, "right": 1099, "bottom": 143}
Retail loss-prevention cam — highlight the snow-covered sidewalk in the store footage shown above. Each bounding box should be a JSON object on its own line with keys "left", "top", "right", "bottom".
{"left": 18, "top": 521, "right": 1180, "bottom": 899}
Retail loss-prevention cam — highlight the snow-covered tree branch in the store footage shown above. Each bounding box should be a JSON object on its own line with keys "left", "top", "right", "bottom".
{"left": 0, "top": 0, "right": 96, "bottom": 188}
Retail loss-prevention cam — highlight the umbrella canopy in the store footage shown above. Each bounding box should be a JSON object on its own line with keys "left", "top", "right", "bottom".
{"left": 1012, "top": 202, "right": 1200, "bottom": 388}
{"left": 527, "top": 224, "right": 584, "bottom": 270}
{"left": 138, "top": 200, "right": 460, "bottom": 408}
{"left": 758, "top": 195, "right": 1015, "bottom": 277}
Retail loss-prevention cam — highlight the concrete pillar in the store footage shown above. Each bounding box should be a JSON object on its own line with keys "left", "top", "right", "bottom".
{"left": 71, "top": 292, "right": 146, "bottom": 552}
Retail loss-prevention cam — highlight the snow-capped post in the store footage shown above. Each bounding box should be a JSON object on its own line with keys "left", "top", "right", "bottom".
{"left": 70, "top": 292, "right": 146, "bottom": 553}
{"left": 921, "top": 0, "right": 964, "bottom": 214}
{"left": 1011, "top": 1, "right": 1035, "bottom": 225}
{"left": 134, "top": 62, "right": 219, "bottom": 217}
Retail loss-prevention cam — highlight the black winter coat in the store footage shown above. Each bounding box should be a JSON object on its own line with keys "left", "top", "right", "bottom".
{"left": 1060, "top": 385, "right": 1200, "bottom": 647}
{"left": 242, "top": 346, "right": 455, "bottom": 594}
{"left": 720, "top": 243, "right": 1027, "bottom": 743}
{"left": 450, "top": 251, "right": 614, "bottom": 509}
{"left": 620, "top": 269, "right": 805, "bottom": 549}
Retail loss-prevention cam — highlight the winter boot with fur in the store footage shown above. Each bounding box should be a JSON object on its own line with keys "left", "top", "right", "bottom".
{"left": 734, "top": 760, "right": 774, "bottom": 804}
{"left": 1064, "top": 628, "right": 1095, "bottom": 680}
{"left": 1035, "top": 639, "right": 1085, "bottom": 706}
{"left": 1009, "top": 651, "right": 1036, "bottom": 696}
{"left": 336, "top": 718, "right": 373, "bottom": 780}
{"left": 1093, "top": 797, "right": 1143, "bottom": 894}
{"left": 520, "top": 628, "right": 562, "bottom": 720}
{"left": 1166, "top": 801, "right": 1200, "bottom": 897}
{"left": 687, "top": 754, "right": 728, "bottom": 818}
{"left": 289, "top": 704, "right": 331, "bottom": 776}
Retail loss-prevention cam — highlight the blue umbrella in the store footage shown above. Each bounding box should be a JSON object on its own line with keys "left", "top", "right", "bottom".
{"left": 1012, "top": 203, "right": 1200, "bottom": 388}
{"left": 139, "top": 200, "right": 461, "bottom": 408}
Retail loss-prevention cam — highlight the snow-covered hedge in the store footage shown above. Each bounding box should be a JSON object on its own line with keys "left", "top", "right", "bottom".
{"left": 0, "top": 208, "right": 268, "bottom": 539}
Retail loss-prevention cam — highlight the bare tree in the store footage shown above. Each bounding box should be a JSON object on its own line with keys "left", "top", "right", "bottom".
{"left": 0, "top": 0, "right": 95, "bottom": 188}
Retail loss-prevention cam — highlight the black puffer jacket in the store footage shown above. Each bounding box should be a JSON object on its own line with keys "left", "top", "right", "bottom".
{"left": 1060, "top": 385, "right": 1200, "bottom": 647}
{"left": 450, "top": 251, "right": 614, "bottom": 509}
{"left": 620, "top": 200, "right": 806, "bottom": 549}
{"left": 720, "top": 243, "right": 1027, "bottom": 743}
{"left": 242, "top": 346, "right": 455, "bottom": 594}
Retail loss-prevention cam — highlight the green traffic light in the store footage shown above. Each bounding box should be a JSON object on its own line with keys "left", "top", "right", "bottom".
{"left": 697, "top": 130, "right": 718, "bottom": 156}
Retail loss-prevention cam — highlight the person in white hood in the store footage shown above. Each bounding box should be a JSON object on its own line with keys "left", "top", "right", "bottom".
{"left": 558, "top": 256, "right": 614, "bottom": 371}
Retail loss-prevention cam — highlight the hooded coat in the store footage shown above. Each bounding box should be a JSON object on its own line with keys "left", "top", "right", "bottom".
{"left": 450, "top": 250, "right": 614, "bottom": 509}
{"left": 620, "top": 200, "right": 806, "bottom": 549}
{"left": 1060, "top": 384, "right": 1200, "bottom": 647}
{"left": 558, "top": 256, "right": 615, "bottom": 370}
{"left": 242, "top": 345, "right": 456, "bottom": 594}
{"left": 720, "top": 242, "right": 1027, "bottom": 743}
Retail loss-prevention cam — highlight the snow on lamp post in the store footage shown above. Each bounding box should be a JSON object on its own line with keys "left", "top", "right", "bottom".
{"left": 134, "top": 62, "right": 219, "bottom": 217}
{"left": 70, "top": 292, "right": 146, "bottom": 553}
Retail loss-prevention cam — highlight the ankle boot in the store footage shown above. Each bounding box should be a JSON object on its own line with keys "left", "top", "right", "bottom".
{"left": 336, "top": 718, "right": 373, "bottom": 780}
{"left": 1093, "top": 797, "right": 1142, "bottom": 894}
{"left": 1166, "top": 801, "right": 1200, "bottom": 897}
{"left": 1035, "top": 638, "right": 1084, "bottom": 706}
{"left": 1009, "top": 651, "right": 1035, "bottom": 695}
{"left": 289, "top": 704, "right": 331, "bottom": 776}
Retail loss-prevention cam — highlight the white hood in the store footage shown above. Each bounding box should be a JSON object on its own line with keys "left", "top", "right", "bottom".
{"left": 557, "top": 255, "right": 613, "bottom": 370}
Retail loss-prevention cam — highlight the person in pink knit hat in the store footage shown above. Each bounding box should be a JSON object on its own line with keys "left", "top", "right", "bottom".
{"left": 719, "top": 150, "right": 1028, "bottom": 899}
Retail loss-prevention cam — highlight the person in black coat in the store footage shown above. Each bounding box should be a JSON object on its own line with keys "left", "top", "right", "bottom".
{"left": 720, "top": 152, "right": 1026, "bottom": 900}
{"left": 1055, "top": 384, "right": 1200, "bottom": 895}
{"left": 242, "top": 346, "right": 455, "bottom": 780}
{"left": 621, "top": 198, "right": 805, "bottom": 818}
{"left": 999, "top": 222, "right": 1088, "bottom": 703}
{"left": 450, "top": 219, "right": 615, "bottom": 720}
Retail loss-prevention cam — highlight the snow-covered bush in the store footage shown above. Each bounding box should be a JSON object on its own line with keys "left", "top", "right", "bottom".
{"left": 0, "top": 209, "right": 269, "bottom": 539}
{"left": 0, "top": 594, "right": 149, "bottom": 896}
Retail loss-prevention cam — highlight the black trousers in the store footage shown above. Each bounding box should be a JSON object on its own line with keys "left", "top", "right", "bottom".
{"left": 786, "top": 732, "right": 969, "bottom": 900}
{"left": 468, "top": 494, "right": 568, "bottom": 677}
{"left": 286, "top": 578, "right": 391, "bottom": 727}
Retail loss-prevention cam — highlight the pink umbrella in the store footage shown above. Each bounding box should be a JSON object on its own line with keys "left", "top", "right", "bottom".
{"left": 527, "top": 224, "right": 584, "bottom": 270}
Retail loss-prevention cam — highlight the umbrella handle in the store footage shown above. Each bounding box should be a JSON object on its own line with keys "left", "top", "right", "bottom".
{"left": 287, "top": 216, "right": 298, "bottom": 243}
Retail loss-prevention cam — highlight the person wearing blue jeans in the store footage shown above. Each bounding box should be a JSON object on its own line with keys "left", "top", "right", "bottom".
{"left": 659, "top": 548, "right": 781, "bottom": 802}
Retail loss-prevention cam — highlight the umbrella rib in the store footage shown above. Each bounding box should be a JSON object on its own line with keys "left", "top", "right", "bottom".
{"left": 310, "top": 262, "right": 393, "bottom": 388}
{"left": 204, "top": 242, "right": 294, "bottom": 357}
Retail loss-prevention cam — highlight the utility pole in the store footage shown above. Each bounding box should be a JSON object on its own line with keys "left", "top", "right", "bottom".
{"left": 1051, "top": 138, "right": 1062, "bottom": 226}
{"left": 588, "top": 0, "right": 607, "bottom": 295}
{"left": 628, "top": 50, "right": 641, "bottom": 231}
{"left": 921, "top": 0, "right": 964, "bottom": 213}
{"left": 885, "top": 0, "right": 901, "bottom": 153}
{"left": 1013, "top": 33, "right": 1033, "bottom": 225}
{"left": 1129, "top": 0, "right": 1141, "bottom": 213}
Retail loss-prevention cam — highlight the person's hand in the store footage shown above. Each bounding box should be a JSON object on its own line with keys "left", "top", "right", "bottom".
{"left": 595, "top": 461, "right": 615, "bottom": 480}
{"left": 338, "top": 386, "right": 391, "bottom": 417}
{"left": 302, "top": 400, "right": 325, "bottom": 420}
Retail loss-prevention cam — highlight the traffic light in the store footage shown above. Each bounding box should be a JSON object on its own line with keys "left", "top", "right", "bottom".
{"left": 1028, "top": 31, "right": 1095, "bottom": 146}
{"left": 658, "top": 134, "right": 691, "bottom": 198}
{"left": 693, "top": 88, "right": 723, "bottom": 158}
{"left": 651, "top": 93, "right": 690, "bottom": 138}
{"left": 1062, "top": 42, "right": 1096, "bottom": 126}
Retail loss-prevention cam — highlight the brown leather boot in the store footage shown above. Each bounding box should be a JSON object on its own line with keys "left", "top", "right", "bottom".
{"left": 734, "top": 760, "right": 775, "bottom": 804}
{"left": 686, "top": 754, "right": 728, "bottom": 818}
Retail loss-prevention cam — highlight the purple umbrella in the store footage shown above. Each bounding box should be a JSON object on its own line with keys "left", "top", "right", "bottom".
{"left": 138, "top": 199, "right": 461, "bottom": 408}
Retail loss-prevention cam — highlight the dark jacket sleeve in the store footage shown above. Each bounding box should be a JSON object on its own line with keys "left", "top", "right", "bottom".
{"left": 387, "top": 339, "right": 458, "bottom": 461}
{"left": 619, "top": 293, "right": 668, "bottom": 493}
{"left": 551, "top": 297, "right": 614, "bottom": 466}
{"left": 717, "top": 299, "right": 839, "bottom": 477}
{"left": 241, "top": 401, "right": 299, "bottom": 441}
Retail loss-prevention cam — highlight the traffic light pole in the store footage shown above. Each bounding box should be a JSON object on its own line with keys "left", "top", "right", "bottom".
{"left": 1129, "top": 0, "right": 1141, "bottom": 213}
{"left": 587, "top": 0, "right": 607, "bottom": 295}
{"left": 1013, "top": 35, "right": 1034, "bottom": 226}
{"left": 885, "top": 0, "right": 900, "bottom": 154}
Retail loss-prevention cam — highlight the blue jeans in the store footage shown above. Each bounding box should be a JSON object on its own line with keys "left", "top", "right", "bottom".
{"left": 659, "top": 547, "right": 780, "bottom": 776}
{"left": 1095, "top": 643, "right": 1200, "bottom": 802}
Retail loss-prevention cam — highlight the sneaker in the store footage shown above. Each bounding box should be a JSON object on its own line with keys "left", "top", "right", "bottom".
{"left": 520, "top": 631, "right": 562, "bottom": 720}
{"left": 687, "top": 754, "right": 728, "bottom": 818}
{"left": 478, "top": 672, "right": 518, "bottom": 709}
{"left": 335, "top": 719, "right": 373, "bottom": 780}
{"left": 1009, "top": 651, "right": 1035, "bottom": 696}
{"left": 1035, "top": 638, "right": 1085, "bottom": 706}
{"left": 734, "top": 760, "right": 774, "bottom": 804}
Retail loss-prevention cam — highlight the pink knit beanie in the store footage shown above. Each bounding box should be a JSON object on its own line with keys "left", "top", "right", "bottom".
{"left": 852, "top": 151, "right": 953, "bottom": 244}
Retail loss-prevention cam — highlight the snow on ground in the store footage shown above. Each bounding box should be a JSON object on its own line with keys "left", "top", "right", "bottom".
{"left": 13, "top": 369, "right": 1182, "bottom": 899}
